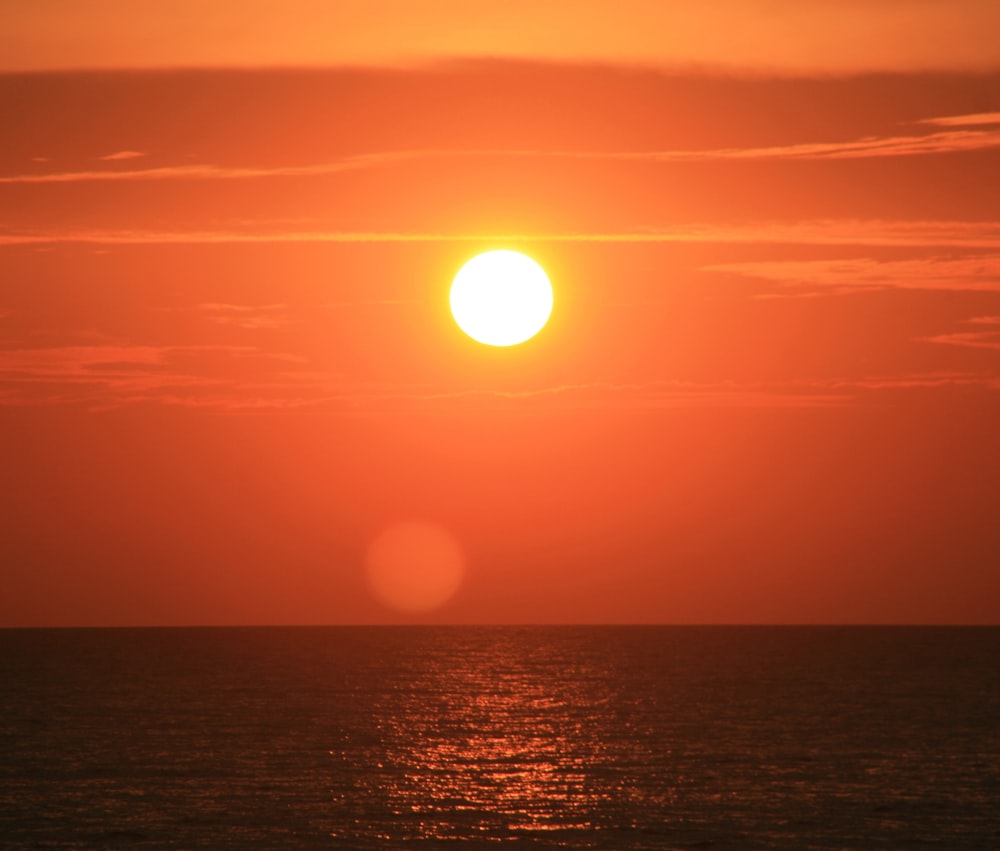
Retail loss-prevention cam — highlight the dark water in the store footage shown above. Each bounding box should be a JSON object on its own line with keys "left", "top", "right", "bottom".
{"left": 1, "top": 627, "right": 998, "bottom": 849}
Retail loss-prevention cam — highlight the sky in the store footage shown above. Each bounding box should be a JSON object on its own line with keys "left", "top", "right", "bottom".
{"left": 2, "top": 1, "right": 999, "bottom": 626}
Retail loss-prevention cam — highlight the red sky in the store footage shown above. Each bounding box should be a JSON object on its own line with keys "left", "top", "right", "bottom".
{"left": 2, "top": 2, "right": 999, "bottom": 625}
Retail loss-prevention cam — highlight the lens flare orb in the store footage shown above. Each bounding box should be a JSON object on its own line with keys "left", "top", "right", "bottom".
{"left": 365, "top": 521, "right": 464, "bottom": 613}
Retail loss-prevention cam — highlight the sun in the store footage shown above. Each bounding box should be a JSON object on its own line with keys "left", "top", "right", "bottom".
{"left": 450, "top": 250, "right": 553, "bottom": 346}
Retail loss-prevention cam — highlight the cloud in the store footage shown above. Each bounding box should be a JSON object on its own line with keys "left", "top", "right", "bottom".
{"left": 2, "top": 340, "right": 995, "bottom": 413}
{"left": 920, "top": 316, "right": 1000, "bottom": 351}
{"left": 813, "top": 371, "right": 1000, "bottom": 391}
{"left": 197, "top": 303, "right": 291, "bottom": 330}
{"left": 742, "top": 128, "right": 1000, "bottom": 160}
{"left": 0, "top": 344, "right": 169, "bottom": 378}
{"left": 0, "top": 155, "right": 400, "bottom": 185}
{"left": 385, "top": 381, "right": 853, "bottom": 408}
{"left": 322, "top": 299, "right": 417, "bottom": 309}
{"left": 0, "top": 343, "right": 304, "bottom": 410}
{"left": 4, "top": 220, "right": 1000, "bottom": 249}
{"left": 595, "top": 128, "right": 1000, "bottom": 162}
{"left": 4, "top": 118, "right": 1000, "bottom": 186}
{"left": 162, "top": 380, "right": 855, "bottom": 414}
{"left": 918, "top": 112, "right": 1000, "bottom": 128}
{"left": 97, "top": 151, "right": 147, "bottom": 161}
{"left": 704, "top": 255, "right": 1000, "bottom": 294}
{"left": 200, "top": 372, "right": 1000, "bottom": 413}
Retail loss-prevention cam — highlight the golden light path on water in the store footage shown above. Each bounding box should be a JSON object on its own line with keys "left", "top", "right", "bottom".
{"left": 381, "top": 677, "right": 602, "bottom": 837}
{"left": 331, "top": 629, "right": 662, "bottom": 843}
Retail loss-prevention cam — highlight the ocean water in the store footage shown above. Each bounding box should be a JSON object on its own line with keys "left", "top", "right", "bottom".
{"left": 1, "top": 626, "right": 998, "bottom": 849}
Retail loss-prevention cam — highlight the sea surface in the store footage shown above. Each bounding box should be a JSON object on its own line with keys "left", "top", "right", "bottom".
{"left": 1, "top": 626, "right": 998, "bottom": 849}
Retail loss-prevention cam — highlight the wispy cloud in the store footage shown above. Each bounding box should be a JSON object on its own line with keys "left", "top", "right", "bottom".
{"left": 198, "top": 303, "right": 291, "bottom": 330}
{"left": 322, "top": 299, "right": 417, "bottom": 309}
{"left": 97, "top": 151, "right": 147, "bottom": 161}
{"left": 0, "top": 343, "right": 303, "bottom": 410}
{"left": 4, "top": 220, "right": 1000, "bottom": 249}
{"left": 918, "top": 112, "right": 1000, "bottom": 128}
{"left": 814, "top": 371, "right": 1000, "bottom": 391}
{"left": 336, "top": 380, "right": 852, "bottom": 412}
{"left": 0, "top": 344, "right": 170, "bottom": 378}
{"left": 920, "top": 316, "right": 1000, "bottom": 351}
{"left": 4, "top": 118, "right": 1000, "bottom": 186}
{"left": 611, "top": 128, "right": 1000, "bottom": 162}
{"left": 120, "top": 372, "right": 1000, "bottom": 414}
{"left": 0, "top": 156, "right": 400, "bottom": 185}
{"left": 704, "top": 255, "right": 1000, "bottom": 294}
{"left": 1, "top": 340, "right": 995, "bottom": 413}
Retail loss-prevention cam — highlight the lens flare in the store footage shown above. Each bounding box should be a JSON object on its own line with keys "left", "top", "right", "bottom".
{"left": 365, "top": 521, "right": 464, "bottom": 613}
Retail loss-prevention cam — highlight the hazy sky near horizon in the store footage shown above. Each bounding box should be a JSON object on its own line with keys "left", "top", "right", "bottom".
{"left": 2, "top": 2, "right": 999, "bottom": 626}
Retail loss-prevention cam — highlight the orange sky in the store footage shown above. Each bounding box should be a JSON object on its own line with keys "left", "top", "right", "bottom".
{"left": 4, "top": 1, "right": 1000, "bottom": 73}
{"left": 2, "top": 3, "right": 999, "bottom": 626}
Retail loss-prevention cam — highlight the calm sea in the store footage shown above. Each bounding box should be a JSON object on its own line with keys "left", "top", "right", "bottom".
{"left": 1, "top": 626, "right": 998, "bottom": 849}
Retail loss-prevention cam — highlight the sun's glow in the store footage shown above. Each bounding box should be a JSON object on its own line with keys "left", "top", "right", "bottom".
{"left": 450, "top": 250, "right": 553, "bottom": 346}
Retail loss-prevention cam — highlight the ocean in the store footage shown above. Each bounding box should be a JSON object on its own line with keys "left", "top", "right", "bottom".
{"left": 1, "top": 626, "right": 998, "bottom": 849}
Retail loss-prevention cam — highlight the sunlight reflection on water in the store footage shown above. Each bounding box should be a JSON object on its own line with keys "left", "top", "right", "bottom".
{"left": 331, "top": 629, "right": 643, "bottom": 844}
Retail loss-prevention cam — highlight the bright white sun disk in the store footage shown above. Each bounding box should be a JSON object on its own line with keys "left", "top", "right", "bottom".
{"left": 450, "top": 250, "right": 553, "bottom": 346}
